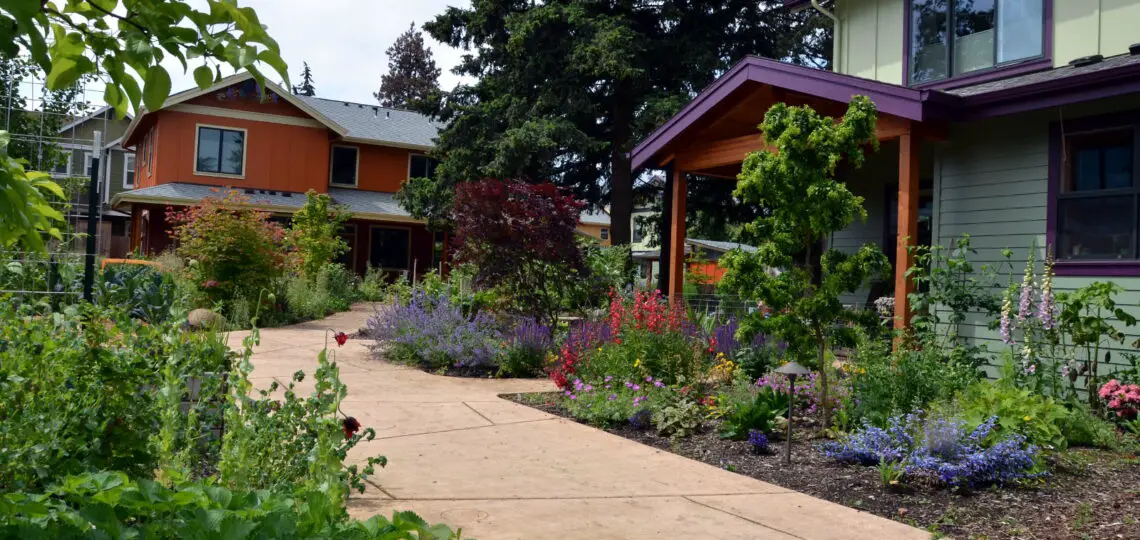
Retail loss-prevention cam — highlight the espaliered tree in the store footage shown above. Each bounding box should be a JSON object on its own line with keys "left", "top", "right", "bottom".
{"left": 452, "top": 178, "right": 586, "bottom": 327}
{"left": 720, "top": 96, "right": 890, "bottom": 430}
{"left": 406, "top": 1, "right": 830, "bottom": 245}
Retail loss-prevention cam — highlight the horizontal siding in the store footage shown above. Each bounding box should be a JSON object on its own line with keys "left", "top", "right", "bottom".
{"left": 933, "top": 104, "right": 1140, "bottom": 379}
{"left": 832, "top": 145, "right": 895, "bottom": 306}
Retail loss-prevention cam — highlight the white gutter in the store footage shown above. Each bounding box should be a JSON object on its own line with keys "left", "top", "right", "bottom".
{"left": 811, "top": 0, "right": 841, "bottom": 73}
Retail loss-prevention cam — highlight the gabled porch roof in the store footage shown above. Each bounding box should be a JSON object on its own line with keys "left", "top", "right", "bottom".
{"left": 630, "top": 56, "right": 954, "bottom": 173}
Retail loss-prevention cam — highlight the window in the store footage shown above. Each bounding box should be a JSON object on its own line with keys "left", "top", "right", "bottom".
{"left": 909, "top": 0, "right": 1044, "bottom": 85}
{"left": 52, "top": 153, "right": 71, "bottom": 176}
{"left": 124, "top": 154, "right": 136, "bottom": 188}
{"left": 369, "top": 227, "right": 411, "bottom": 270}
{"left": 409, "top": 154, "right": 439, "bottom": 179}
{"left": 195, "top": 126, "right": 246, "bottom": 176}
{"left": 83, "top": 152, "right": 94, "bottom": 178}
{"left": 600, "top": 228, "right": 610, "bottom": 241}
{"left": 1054, "top": 127, "right": 1138, "bottom": 263}
{"left": 330, "top": 145, "right": 359, "bottom": 186}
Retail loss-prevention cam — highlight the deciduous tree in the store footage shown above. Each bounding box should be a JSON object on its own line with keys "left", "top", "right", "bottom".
{"left": 720, "top": 97, "right": 890, "bottom": 430}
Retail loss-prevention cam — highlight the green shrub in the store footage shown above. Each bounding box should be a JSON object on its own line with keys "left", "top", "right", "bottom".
{"left": 562, "top": 375, "right": 670, "bottom": 427}
{"left": 718, "top": 388, "right": 787, "bottom": 440}
{"left": 0, "top": 471, "right": 463, "bottom": 539}
{"left": 848, "top": 334, "right": 981, "bottom": 427}
{"left": 282, "top": 263, "right": 360, "bottom": 323}
{"left": 579, "top": 326, "right": 703, "bottom": 386}
{"left": 288, "top": 190, "right": 350, "bottom": 280}
{"left": 652, "top": 391, "right": 704, "bottom": 438}
{"left": 358, "top": 265, "right": 388, "bottom": 301}
{"left": 97, "top": 263, "right": 181, "bottom": 323}
{"left": 167, "top": 192, "right": 287, "bottom": 309}
{"left": 1060, "top": 403, "right": 1122, "bottom": 449}
{"left": 948, "top": 381, "right": 1070, "bottom": 451}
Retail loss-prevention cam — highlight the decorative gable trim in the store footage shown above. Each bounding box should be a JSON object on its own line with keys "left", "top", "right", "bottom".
{"left": 169, "top": 104, "right": 326, "bottom": 129}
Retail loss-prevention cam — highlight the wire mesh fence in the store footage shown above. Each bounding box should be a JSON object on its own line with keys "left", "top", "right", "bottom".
{"left": 2, "top": 60, "right": 111, "bottom": 302}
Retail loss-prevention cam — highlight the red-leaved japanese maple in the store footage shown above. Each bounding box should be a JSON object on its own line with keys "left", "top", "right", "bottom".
{"left": 452, "top": 179, "right": 587, "bottom": 326}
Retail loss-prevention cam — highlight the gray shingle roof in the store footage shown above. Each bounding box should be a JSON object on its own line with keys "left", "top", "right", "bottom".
{"left": 579, "top": 209, "right": 611, "bottom": 225}
{"left": 113, "top": 183, "right": 414, "bottom": 220}
{"left": 686, "top": 238, "right": 757, "bottom": 254}
{"left": 946, "top": 53, "right": 1140, "bottom": 97}
{"left": 295, "top": 96, "right": 441, "bottom": 149}
{"left": 328, "top": 188, "right": 409, "bottom": 218}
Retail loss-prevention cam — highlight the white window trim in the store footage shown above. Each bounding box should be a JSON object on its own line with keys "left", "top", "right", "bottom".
{"left": 367, "top": 225, "right": 412, "bottom": 272}
{"left": 329, "top": 144, "right": 360, "bottom": 188}
{"left": 104, "top": 153, "right": 112, "bottom": 203}
{"left": 83, "top": 151, "right": 94, "bottom": 178}
{"left": 123, "top": 153, "right": 136, "bottom": 189}
{"left": 193, "top": 123, "right": 248, "bottom": 179}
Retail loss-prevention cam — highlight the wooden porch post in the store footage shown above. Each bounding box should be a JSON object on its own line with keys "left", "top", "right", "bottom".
{"left": 667, "top": 168, "right": 687, "bottom": 305}
{"left": 894, "top": 131, "right": 920, "bottom": 330}
{"left": 129, "top": 205, "right": 142, "bottom": 254}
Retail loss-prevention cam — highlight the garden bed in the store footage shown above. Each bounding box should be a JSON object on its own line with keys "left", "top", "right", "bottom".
{"left": 509, "top": 392, "right": 1140, "bottom": 540}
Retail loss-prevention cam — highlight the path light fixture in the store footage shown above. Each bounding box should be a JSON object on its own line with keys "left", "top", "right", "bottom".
{"left": 775, "top": 361, "right": 811, "bottom": 465}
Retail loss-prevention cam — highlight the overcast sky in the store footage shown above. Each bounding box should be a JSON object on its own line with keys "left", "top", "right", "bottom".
{"left": 165, "top": 0, "right": 469, "bottom": 105}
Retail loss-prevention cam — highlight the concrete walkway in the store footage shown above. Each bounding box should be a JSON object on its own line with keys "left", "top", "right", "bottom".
{"left": 243, "top": 304, "right": 930, "bottom": 540}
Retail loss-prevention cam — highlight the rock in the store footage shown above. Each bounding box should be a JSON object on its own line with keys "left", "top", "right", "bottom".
{"left": 186, "top": 309, "right": 223, "bottom": 330}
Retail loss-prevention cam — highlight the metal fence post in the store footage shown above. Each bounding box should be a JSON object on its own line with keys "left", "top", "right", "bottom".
{"left": 82, "top": 130, "right": 102, "bottom": 302}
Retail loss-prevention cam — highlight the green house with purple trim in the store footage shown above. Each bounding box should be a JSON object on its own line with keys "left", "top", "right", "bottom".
{"left": 632, "top": 0, "right": 1140, "bottom": 370}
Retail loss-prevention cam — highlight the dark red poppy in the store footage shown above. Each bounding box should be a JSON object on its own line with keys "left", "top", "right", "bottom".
{"left": 334, "top": 331, "right": 348, "bottom": 347}
{"left": 342, "top": 417, "right": 361, "bottom": 439}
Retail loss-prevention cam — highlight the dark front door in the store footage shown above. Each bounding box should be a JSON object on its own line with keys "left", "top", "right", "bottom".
{"left": 369, "top": 226, "right": 411, "bottom": 270}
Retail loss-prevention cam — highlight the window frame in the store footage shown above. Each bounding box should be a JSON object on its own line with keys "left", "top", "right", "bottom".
{"left": 83, "top": 151, "right": 94, "bottom": 178}
{"left": 123, "top": 153, "right": 136, "bottom": 189}
{"left": 408, "top": 153, "right": 439, "bottom": 180}
{"left": 329, "top": 144, "right": 360, "bottom": 188}
{"left": 193, "top": 124, "right": 248, "bottom": 179}
{"left": 906, "top": 0, "right": 1053, "bottom": 90}
{"left": 367, "top": 225, "right": 413, "bottom": 271}
{"left": 600, "top": 228, "right": 610, "bottom": 241}
{"left": 51, "top": 152, "right": 72, "bottom": 177}
{"left": 1047, "top": 112, "right": 1140, "bottom": 276}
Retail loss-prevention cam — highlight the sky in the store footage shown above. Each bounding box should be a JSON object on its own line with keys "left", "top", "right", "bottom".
{"left": 163, "top": 0, "right": 470, "bottom": 105}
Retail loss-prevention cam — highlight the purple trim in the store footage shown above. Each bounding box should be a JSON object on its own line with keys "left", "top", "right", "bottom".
{"left": 903, "top": 0, "right": 1053, "bottom": 90}
{"left": 629, "top": 56, "right": 940, "bottom": 171}
{"left": 1046, "top": 111, "right": 1140, "bottom": 278}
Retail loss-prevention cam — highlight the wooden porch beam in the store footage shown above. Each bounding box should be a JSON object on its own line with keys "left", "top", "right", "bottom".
{"left": 667, "top": 168, "right": 687, "bottom": 305}
{"left": 675, "top": 134, "right": 770, "bottom": 172}
{"left": 894, "top": 130, "right": 920, "bottom": 331}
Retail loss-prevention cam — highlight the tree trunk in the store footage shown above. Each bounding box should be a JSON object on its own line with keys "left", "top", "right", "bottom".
{"left": 818, "top": 335, "right": 831, "bottom": 431}
{"left": 609, "top": 82, "right": 633, "bottom": 247}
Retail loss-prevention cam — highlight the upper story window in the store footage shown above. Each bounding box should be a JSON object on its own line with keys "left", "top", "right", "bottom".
{"left": 1055, "top": 126, "right": 1138, "bottom": 263}
{"left": 600, "top": 228, "right": 610, "bottom": 241}
{"left": 330, "top": 145, "right": 359, "bottom": 187}
{"left": 910, "top": 0, "right": 1044, "bottom": 85}
{"left": 195, "top": 125, "right": 246, "bottom": 177}
{"left": 124, "top": 154, "right": 136, "bottom": 188}
{"left": 409, "top": 154, "right": 439, "bottom": 179}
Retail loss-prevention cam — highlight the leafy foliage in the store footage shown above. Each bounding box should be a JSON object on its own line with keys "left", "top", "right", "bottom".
{"left": 167, "top": 191, "right": 288, "bottom": 308}
{"left": 96, "top": 263, "right": 180, "bottom": 323}
{"left": 283, "top": 263, "right": 359, "bottom": 324}
{"left": 652, "top": 393, "right": 704, "bottom": 439}
{"left": 0, "top": 0, "right": 289, "bottom": 253}
{"left": 375, "top": 23, "right": 441, "bottom": 111}
{"left": 722, "top": 96, "right": 890, "bottom": 429}
{"left": 368, "top": 290, "right": 501, "bottom": 371}
{"left": 289, "top": 190, "right": 350, "bottom": 281}
{"left": 452, "top": 179, "right": 588, "bottom": 326}
{"left": 498, "top": 318, "right": 553, "bottom": 377}
{"left": 906, "top": 235, "right": 1002, "bottom": 344}
{"left": 949, "top": 381, "right": 1070, "bottom": 451}
{"left": 718, "top": 388, "right": 787, "bottom": 440}
{"left": 0, "top": 472, "right": 463, "bottom": 539}
{"left": 561, "top": 375, "right": 668, "bottom": 427}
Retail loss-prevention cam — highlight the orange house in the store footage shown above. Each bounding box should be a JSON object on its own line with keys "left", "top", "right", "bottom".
{"left": 113, "top": 72, "right": 444, "bottom": 277}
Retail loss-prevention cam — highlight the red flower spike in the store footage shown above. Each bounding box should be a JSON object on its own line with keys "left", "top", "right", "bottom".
{"left": 333, "top": 331, "right": 349, "bottom": 347}
{"left": 342, "top": 417, "right": 361, "bottom": 439}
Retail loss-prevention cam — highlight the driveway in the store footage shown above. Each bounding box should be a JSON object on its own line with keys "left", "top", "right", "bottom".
{"left": 243, "top": 304, "right": 930, "bottom": 540}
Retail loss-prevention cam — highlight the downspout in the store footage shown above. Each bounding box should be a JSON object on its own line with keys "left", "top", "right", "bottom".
{"left": 811, "top": 0, "right": 841, "bottom": 73}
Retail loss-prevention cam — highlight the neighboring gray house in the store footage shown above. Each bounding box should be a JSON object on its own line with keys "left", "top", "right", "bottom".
{"left": 52, "top": 106, "right": 135, "bottom": 257}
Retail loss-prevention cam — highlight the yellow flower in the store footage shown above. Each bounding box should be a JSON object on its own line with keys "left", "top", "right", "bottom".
{"left": 634, "top": 358, "right": 642, "bottom": 368}
{"left": 1023, "top": 415, "right": 1032, "bottom": 422}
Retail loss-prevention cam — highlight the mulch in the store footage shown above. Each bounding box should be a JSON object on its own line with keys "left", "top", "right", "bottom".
{"left": 507, "top": 392, "right": 1140, "bottom": 540}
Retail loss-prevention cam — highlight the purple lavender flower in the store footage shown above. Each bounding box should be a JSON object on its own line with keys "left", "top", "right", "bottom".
{"left": 710, "top": 317, "right": 742, "bottom": 356}
{"left": 367, "top": 289, "right": 502, "bottom": 369}
{"left": 608, "top": 394, "right": 617, "bottom": 401}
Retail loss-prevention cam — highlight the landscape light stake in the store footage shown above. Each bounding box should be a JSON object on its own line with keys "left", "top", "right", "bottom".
{"left": 775, "top": 361, "right": 810, "bottom": 465}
